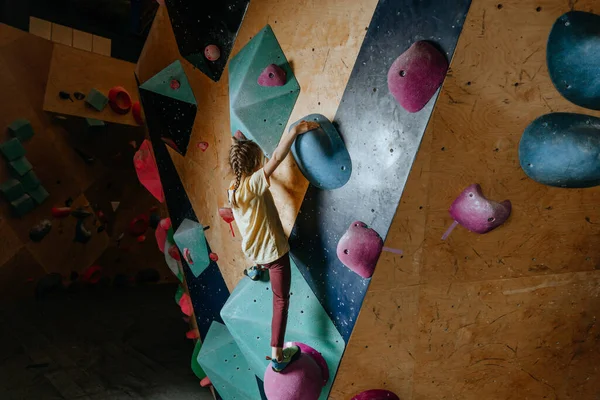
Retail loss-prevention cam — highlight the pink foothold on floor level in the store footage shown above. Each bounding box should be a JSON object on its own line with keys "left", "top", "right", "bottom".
{"left": 134, "top": 140, "right": 164, "bottom": 203}
{"left": 337, "top": 221, "right": 384, "bottom": 278}
{"left": 179, "top": 293, "right": 193, "bottom": 316}
{"left": 287, "top": 342, "right": 329, "bottom": 387}
{"left": 351, "top": 389, "right": 400, "bottom": 400}
{"left": 258, "top": 64, "right": 287, "bottom": 87}
{"left": 387, "top": 41, "right": 449, "bottom": 113}
{"left": 447, "top": 183, "right": 511, "bottom": 235}
{"left": 264, "top": 353, "right": 323, "bottom": 400}
{"left": 204, "top": 45, "right": 221, "bottom": 61}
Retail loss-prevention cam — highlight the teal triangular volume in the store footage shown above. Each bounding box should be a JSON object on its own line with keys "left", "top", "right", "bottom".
{"left": 198, "top": 322, "right": 261, "bottom": 400}
{"left": 173, "top": 219, "right": 210, "bottom": 277}
{"left": 220, "top": 259, "right": 344, "bottom": 400}
{"left": 139, "top": 60, "right": 197, "bottom": 105}
{"left": 229, "top": 25, "right": 301, "bottom": 158}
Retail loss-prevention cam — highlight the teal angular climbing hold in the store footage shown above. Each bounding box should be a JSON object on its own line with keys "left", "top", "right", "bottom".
{"left": 229, "top": 25, "right": 300, "bottom": 157}
{"left": 198, "top": 322, "right": 261, "bottom": 400}
{"left": 8, "top": 119, "right": 34, "bottom": 141}
{"left": 547, "top": 11, "right": 600, "bottom": 110}
{"left": 9, "top": 157, "right": 33, "bottom": 176}
{"left": 85, "top": 89, "right": 109, "bottom": 111}
{"left": 11, "top": 194, "right": 35, "bottom": 216}
{"left": 519, "top": 113, "right": 600, "bottom": 188}
{"left": 139, "top": 60, "right": 197, "bottom": 156}
{"left": 0, "top": 138, "right": 26, "bottom": 161}
{"left": 173, "top": 219, "right": 210, "bottom": 278}
{"left": 191, "top": 340, "right": 207, "bottom": 380}
{"left": 28, "top": 185, "right": 49, "bottom": 205}
{"left": 220, "top": 259, "right": 344, "bottom": 400}
{"left": 20, "top": 170, "right": 40, "bottom": 191}
{"left": 85, "top": 118, "right": 106, "bottom": 128}
{"left": 0, "top": 179, "right": 24, "bottom": 201}
{"left": 290, "top": 114, "right": 352, "bottom": 190}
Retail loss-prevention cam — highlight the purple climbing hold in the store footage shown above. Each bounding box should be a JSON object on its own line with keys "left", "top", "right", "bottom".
{"left": 204, "top": 45, "right": 221, "bottom": 61}
{"left": 263, "top": 352, "right": 322, "bottom": 400}
{"left": 258, "top": 64, "right": 287, "bottom": 87}
{"left": 448, "top": 184, "right": 511, "bottom": 235}
{"left": 387, "top": 41, "right": 449, "bottom": 113}
{"left": 337, "top": 221, "right": 384, "bottom": 279}
{"left": 289, "top": 342, "right": 329, "bottom": 387}
{"left": 351, "top": 389, "right": 400, "bottom": 400}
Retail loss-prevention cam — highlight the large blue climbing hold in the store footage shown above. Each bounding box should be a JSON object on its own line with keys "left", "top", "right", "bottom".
{"left": 229, "top": 25, "right": 300, "bottom": 158}
{"left": 220, "top": 259, "right": 344, "bottom": 400}
{"left": 519, "top": 113, "right": 600, "bottom": 188}
{"left": 197, "top": 322, "right": 261, "bottom": 399}
{"left": 547, "top": 11, "right": 600, "bottom": 110}
{"left": 290, "top": 115, "right": 352, "bottom": 190}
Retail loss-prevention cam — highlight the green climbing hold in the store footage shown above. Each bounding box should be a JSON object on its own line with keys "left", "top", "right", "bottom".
{"left": 20, "top": 170, "right": 40, "bottom": 191}
{"left": 175, "top": 285, "right": 184, "bottom": 304}
{"left": 8, "top": 119, "right": 34, "bottom": 141}
{"left": 0, "top": 138, "right": 26, "bottom": 161}
{"left": 167, "top": 226, "right": 175, "bottom": 244}
{"left": 85, "top": 88, "right": 109, "bottom": 111}
{"left": 28, "top": 185, "right": 49, "bottom": 205}
{"left": 11, "top": 194, "right": 35, "bottom": 216}
{"left": 86, "top": 118, "right": 106, "bottom": 128}
{"left": 0, "top": 179, "right": 25, "bottom": 201}
{"left": 139, "top": 60, "right": 197, "bottom": 105}
{"left": 191, "top": 340, "right": 207, "bottom": 380}
{"left": 9, "top": 157, "right": 33, "bottom": 176}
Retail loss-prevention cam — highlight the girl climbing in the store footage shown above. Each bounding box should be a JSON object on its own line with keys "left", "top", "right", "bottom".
{"left": 228, "top": 121, "right": 319, "bottom": 372}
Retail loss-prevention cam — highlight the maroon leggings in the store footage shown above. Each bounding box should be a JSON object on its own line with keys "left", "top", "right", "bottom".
{"left": 259, "top": 253, "right": 291, "bottom": 348}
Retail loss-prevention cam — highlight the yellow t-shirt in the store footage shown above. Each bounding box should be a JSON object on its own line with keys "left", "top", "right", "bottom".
{"left": 228, "top": 169, "right": 289, "bottom": 265}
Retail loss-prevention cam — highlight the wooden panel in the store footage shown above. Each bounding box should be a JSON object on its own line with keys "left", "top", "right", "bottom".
{"left": 92, "top": 35, "right": 111, "bottom": 57}
{"left": 332, "top": 0, "right": 600, "bottom": 398}
{"left": 28, "top": 16, "right": 51, "bottom": 41}
{"left": 43, "top": 44, "right": 140, "bottom": 126}
{"left": 50, "top": 23, "right": 72, "bottom": 46}
{"left": 139, "top": 0, "right": 379, "bottom": 291}
{"left": 73, "top": 29, "right": 93, "bottom": 52}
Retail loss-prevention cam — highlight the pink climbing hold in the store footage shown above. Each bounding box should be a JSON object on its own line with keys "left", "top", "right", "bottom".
{"left": 351, "top": 389, "right": 400, "bottom": 400}
{"left": 263, "top": 353, "right": 323, "bottom": 400}
{"left": 186, "top": 329, "right": 200, "bottom": 339}
{"left": 200, "top": 376, "right": 212, "bottom": 387}
{"left": 337, "top": 221, "right": 384, "bottom": 278}
{"left": 197, "top": 141, "right": 209, "bottom": 152}
{"left": 134, "top": 140, "right": 164, "bottom": 203}
{"left": 258, "top": 64, "right": 287, "bottom": 87}
{"left": 168, "top": 244, "right": 181, "bottom": 261}
{"left": 204, "top": 45, "right": 221, "bottom": 61}
{"left": 219, "top": 207, "right": 235, "bottom": 237}
{"left": 155, "top": 218, "right": 171, "bottom": 253}
{"left": 288, "top": 342, "right": 329, "bottom": 387}
{"left": 209, "top": 252, "right": 218, "bottom": 262}
{"left": 445, "top": 183, "right": 511, "bottom": 237}
{"left": 179, "top": 292, "right": 193, "bottom": 316}
{"left": 132, "top": 101, "right": 144, "bottom": 125}
{"left": 387, "top": 41, "right": 449, "bottom": 113}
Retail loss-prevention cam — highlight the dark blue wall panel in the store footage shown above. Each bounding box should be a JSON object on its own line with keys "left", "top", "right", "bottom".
{"left": 290, "top": 0, "right": 472, "bottom": 342}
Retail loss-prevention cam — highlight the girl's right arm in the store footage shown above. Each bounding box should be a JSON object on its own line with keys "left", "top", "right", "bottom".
{"left": 263, "top": 120, "right": 319, "bottom": 179}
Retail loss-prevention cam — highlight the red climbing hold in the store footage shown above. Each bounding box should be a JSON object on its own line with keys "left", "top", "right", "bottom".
{"left": 81, "top": 265, "right": 103, "bottom": 284}
{"left": 197, "top": 141, "right": 209, "bottom": 152}
{"left": 387, "top": 41, "right": 449, "bottom": 113}
{"left": 136, "top": 235, "right": 146, "bottom": 243}
{"left": 179, "top": 292, "right": 193, "bottom": 316}
{"left": 186, "top": 329, "right": 200, "bottom": 339}
{"left": 209, "top": 252, "right": 218, "bottom": 262}
{"left": 204, "top": 44, "right": 221, "bottom": 61}
{"left": 258, "top": 64, "right": 287, "bottom": 87}
{"left": 52, "top": 207, "right": 72, "bottom": 218}
{"left": 134, "top": 140, "right": 164, "bottom": 203}
{"left": 170, "top": 79, "right": 181, "bottom": 90}
{"left": 155, "top": 218, "right": 171, "bottom": 253}
{"left": 108, "top": 86, "right": 132, "bottom": 114}
{"left": 351, "top": 389, "right": 400, "bottom": 400}
{"left": 337, "top": 221, "right": 383, "bottom": 279}
{"left": 200, "top": 377, "right": 212, "bottom": 387}
{"left": 132, "top": 101, "right": 144, "bottom": 125}
{"left": 168, "top": 244, "right": 181, "bottom": 261}
{"left": 218, "top": 207, "right": 235, "bottom": 237}
{"left": 129, "top": 214, "right": 150, "bottom": 236}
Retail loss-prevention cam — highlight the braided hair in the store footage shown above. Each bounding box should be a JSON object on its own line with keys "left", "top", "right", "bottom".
{"left": 229, "top": 137, "right": 263, "bottom": 207}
